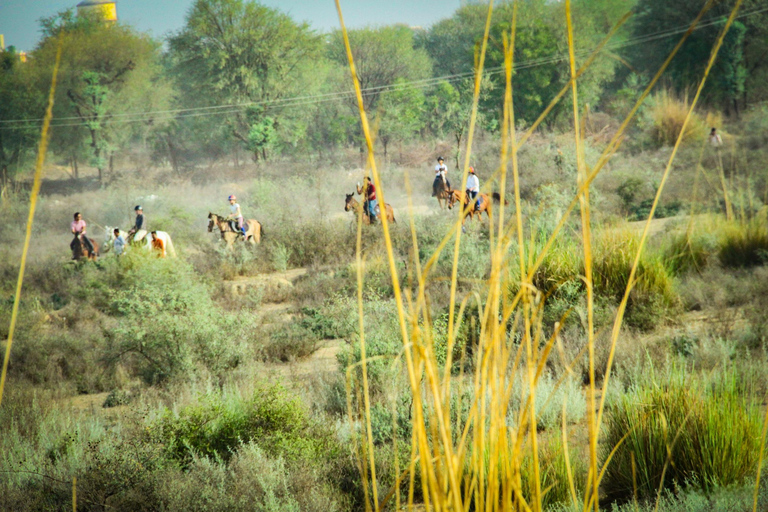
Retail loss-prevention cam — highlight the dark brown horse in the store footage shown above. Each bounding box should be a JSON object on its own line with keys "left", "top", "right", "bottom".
{"left": 71, "top": 234, "right": 99, "bottom": 261}
{"left": 447, "top": 190, "right": 507, "bottom": 224}
{"left": 344, "top": 194, "right": 396, "bottom": 225}
{"left": 433, "top": 179, "right": 451, "bottom": 209}
{"left": 208, "top": 212, "right": 264, "bottom": 247}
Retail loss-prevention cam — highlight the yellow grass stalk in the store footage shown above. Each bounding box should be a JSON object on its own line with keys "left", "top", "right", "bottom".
{"left": 0, "top": 38, "right": 62, "bottom": 408}
{"left": 594, "top": 0, "right": 745, "bottom": 496}
{"left": 753, "top": 401, "right": 768, "bottom": 512}
{"left": 564, "top": 2, "right": 599, "bottom": 510}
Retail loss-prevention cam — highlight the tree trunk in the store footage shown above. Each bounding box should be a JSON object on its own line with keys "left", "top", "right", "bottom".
{"left": 261, "top": 148, "right": 267, "bottom": 161}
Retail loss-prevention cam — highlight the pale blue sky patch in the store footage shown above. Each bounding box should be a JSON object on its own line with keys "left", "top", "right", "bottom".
{"left": 0, "top": 0, "right": 462, "bottom": 52}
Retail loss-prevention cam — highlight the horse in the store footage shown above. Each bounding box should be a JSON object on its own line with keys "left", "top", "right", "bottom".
{"left": 344, "top": 193, "right": 396, "bottom": 225}
{"left": 71, "top": 234, "right": 99, "bottom": 261}
{"left": 447, "top": 189, "right": 507, "bottom": 224}
{"left": 433, "top": 178, "right": 451, "bottom": 209}
{"left": 208, "top": 212, "right": 264, "bottom": 247}
{"left": 102, "top": 226, "right": 177, "bottom": 257}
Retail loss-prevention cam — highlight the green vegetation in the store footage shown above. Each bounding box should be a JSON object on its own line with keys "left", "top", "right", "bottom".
{"left": 2, "top": 0, "right": 768, "bottom": 510}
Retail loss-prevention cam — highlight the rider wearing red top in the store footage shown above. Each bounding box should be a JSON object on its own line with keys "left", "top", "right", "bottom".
{"left": 356, "top": 177, "right": 378, "bottom": 221}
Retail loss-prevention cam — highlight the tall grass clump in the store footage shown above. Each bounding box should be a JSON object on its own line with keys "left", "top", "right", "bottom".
{"left": 718, "top": 217, "right": 768, "bottom": 268}
{"left": 602, "top": 370, "right": 762, "bottom": 502}
{"left": 593, "top": 229, "right": 677, "bottom": 328}
{"left": 646, "top": 89, "right": 705, "bottom": 147}
{"left": 662, "top": 230, "right": 718, "bottom": 275}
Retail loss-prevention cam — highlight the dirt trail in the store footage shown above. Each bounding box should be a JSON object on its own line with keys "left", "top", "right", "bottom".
{"left": 224, "top": 266, "right": 344, "bottom": 381}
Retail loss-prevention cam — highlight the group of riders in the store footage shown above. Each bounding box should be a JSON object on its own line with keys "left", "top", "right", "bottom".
{"left": 355, "top": 155, "right": 483, "bottom": 224}
{"left": 69, "top": 204, "right": 167, "bottom": 259}
{"left": 71, "top": 157, "right": 485, "bottom": 257}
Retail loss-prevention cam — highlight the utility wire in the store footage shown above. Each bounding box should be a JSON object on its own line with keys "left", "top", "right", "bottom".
{"left": 2, "top": 5, "right": 767, "bottom": 130}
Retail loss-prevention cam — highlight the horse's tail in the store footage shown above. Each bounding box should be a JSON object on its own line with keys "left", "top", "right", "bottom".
{"left": 165, "top": 235, "right": 177, "bottom": 258}
{"left": 492, "top": 192, "right": 509, "bottom": 205}
{"left": 258, "top": 222, "right": 265, "bottom": 241}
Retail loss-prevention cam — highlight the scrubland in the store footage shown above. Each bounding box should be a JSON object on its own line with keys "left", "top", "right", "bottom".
{"left": 1, "top": 97, "right": 767, "bottom": 511}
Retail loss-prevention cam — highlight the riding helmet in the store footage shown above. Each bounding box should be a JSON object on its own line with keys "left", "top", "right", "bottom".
{"left": 469, "top": 166, "right": 475, "bottom": 173}
{"left": 134, "top": 205, "right": 142, "bottom": 211}
{"left": 228, "top": 195, "right": 236, "bottom": 201}
{"left": 437, "top": 156, "right": 444, "bottom": 162}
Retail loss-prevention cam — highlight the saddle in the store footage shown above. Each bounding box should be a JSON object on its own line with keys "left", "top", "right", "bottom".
{"left": 228, "top": 220, "right": 249, "bottom": 234}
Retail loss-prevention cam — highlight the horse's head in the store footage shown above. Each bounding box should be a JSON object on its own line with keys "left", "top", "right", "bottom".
{"left": 344, "top": 193, "right": 356, "bottom": 212}
{"left": 207, "top": 212, "right": 215, "bottom": 232}
{"left": 447, "top": 190, "right": 457, "bottom": 210}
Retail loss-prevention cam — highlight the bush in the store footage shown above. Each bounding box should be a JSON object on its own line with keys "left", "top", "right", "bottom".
{"left": 148, "top": 384, "right": 326, "bottom": 466}
{"left": 718, "top": 218, "right": 768, "bottom": 268}
{"left": 663, "top": 230, "right": 717, "bottom": 275}
{"left": 646, "top": 89, "right": 705, "bottom": 147}
{"left": 593, "top": 229, "right": 677, "bottom": 329}
{"left": 602, "top": 370, "right": 762, "bottom": 502}
{"left": 508, "top": 372, "right": 586, "bottom": 430}
{"left": 262, "top": 323, "right": 320, "bottom": 362}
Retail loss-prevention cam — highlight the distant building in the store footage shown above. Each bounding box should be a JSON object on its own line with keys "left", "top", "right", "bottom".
{"left": 76, "top": 0, "right": 117, "bottom": 23}
{"left": 0, "top": 34, "right": 4, "bottom": 50}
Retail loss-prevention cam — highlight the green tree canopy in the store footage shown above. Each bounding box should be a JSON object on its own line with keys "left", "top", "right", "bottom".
{"left": 33, "top": 9, "right": 171, "bottom": 180}
{"left": 167, "top": 0, "right": 322, "bottom": 160}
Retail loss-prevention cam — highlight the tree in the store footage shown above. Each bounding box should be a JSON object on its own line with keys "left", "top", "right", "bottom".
{"left": 33, "top": 9, "right": 171, "bottom": 181}
{"left": 167, "top": 0, "right": 321, "bottom": 161}
{"left": 627, "top": 0, "right": 768, "bottom": 112}
{"left": 376, "top": 79, "right": 426, "bottom": 158}
{"left": 328, "top": 25, "right": 432, "bottom": 115}
{"left": 0, "top": 48, "right": 45, "bottom": 184}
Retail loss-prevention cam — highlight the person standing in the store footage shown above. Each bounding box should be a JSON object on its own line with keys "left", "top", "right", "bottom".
{"left": 70, "top": 212, "right": 94, "bottom": 258}
{"left": 466, "top": 166, "right": 480, "bottom": 211}
{"left": 113, "top": 228, "right": 126, "bottom": 256}
{"left": 151, "top": 231, "right": 166, "bottom": 258}
{"left": 709, "top": 127, "right": 723, "bottom": 148}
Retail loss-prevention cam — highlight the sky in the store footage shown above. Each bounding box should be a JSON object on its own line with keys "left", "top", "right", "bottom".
{"left": 0, "top": 0, "right": 463, "bottom": 51}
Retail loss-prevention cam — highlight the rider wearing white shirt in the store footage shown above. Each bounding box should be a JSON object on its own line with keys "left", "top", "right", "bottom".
{"left": 466, "top": 167, "right": 480, "bottom": 211}
{"left": 432, "top": 156, "right": 451, "bottom": 197}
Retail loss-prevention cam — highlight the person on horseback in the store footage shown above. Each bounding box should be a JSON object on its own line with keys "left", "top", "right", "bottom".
{"left": 356, "top": 177, "right": 378, "bottom": 222}
{"left": 151, "top": 231, "right": 166, "bottom": 258}
{"left": 128, "top": 205, "right": 145, "bottom": 242}
{"left": 466, "top": 166, "right": 481, "bottom": 212}
{"left": 227, "top": 195, "right": 247, "bottom": 238}
{"left": 70, "top": 212, "right": 94, "bottom": 258}
{"left": 432, "top": 156, "right": 450, "bottom": 197}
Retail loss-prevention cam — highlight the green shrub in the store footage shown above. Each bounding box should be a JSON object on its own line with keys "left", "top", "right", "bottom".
{"left": 148, "top": 384, "right": 323, "bottom": 466}
{"left": 593, "top": 229, "right": 677, "bottom": 329}
{"left": 602, "top": 370, "right": 762, "bottom": 502}
{"left": 263, "top": 323, "right": 320, "bottom": 362}
{"left": 718, "top": 219, "right": 768, "bottom": 268}
{"left": 508, "top": 372, "right": 586, "bottom": 430}
{"left": 663, "top": 231, "right": 717, "bottom": 275}
{"left": 521, "top": 436, "right": 587, "bottom": 511}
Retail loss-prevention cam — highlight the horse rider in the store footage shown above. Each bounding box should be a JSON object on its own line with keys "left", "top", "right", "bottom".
{"left": 128, "top": 205, "right": 146, "bottom": 242}
{"left": 151, "top": 231, "right": 166, "bottom": 258}
{"left": 227, "top": 195, "right": 247, "bottom": 238}
{"left": 356, "top": 176, "right": 378, "bottom": 222}
{"left": 432, "top": 156, "right": 450, "bottom": 197}
{"left": 466, "top": 166, "right": 480, "bottom": 211}
{"left": 70, "top": 211, "right": 94, "bottom": 258}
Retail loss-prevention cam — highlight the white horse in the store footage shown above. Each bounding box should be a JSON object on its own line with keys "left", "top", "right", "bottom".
{"left": 103, "top": 226, "right": 177, "bottom": 257}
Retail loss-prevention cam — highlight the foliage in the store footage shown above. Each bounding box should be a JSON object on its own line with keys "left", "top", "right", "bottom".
{"left": 718, "top": 217, "right": 768, "bottom": 267}
{"left": 602, "top": 370, "right": 762, "bottom": 501}
{"left": 148, "top": 384, "right": 323, "bottom": 466}
{"left": 167, "top": 0, "right": 322, "bottom": 160}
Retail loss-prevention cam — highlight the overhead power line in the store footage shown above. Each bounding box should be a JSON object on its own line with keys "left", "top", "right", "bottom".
{"left": 1, "top": 5, "right": 766, "bottom": 131}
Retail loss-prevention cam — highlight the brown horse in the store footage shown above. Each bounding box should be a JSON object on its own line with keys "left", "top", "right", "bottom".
{"left": 71, "top": 234, "right": 99, "bottom": 261}
{"left": 208, "top": 212, "right": 264, "bottom": 247}
{"left": 344, "top": 194, "right": 396, "bottom": 225}
{"left": 447, "top": 190, "right": 507, "bottom": 224}
{"left": 433, "top": 179, "right": 451, "bottom": 209}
